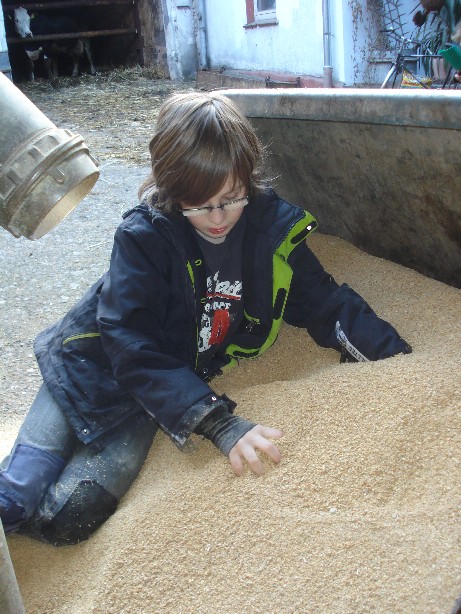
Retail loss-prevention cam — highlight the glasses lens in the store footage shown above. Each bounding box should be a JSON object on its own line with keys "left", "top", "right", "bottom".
{"left": 181, "top": 196, "right": 248, "bottom": 217}
{"left": 181, "top": 207, "right": 210, "bottom": 217}
{"left": 223, "top": 197, "right": 248, "bottom": 212}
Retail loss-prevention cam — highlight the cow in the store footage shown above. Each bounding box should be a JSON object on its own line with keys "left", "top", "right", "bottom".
{"left": 13, "top": 7, "right": 97, "bottom": 80}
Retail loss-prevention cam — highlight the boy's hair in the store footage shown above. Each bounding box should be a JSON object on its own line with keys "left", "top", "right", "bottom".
{"left": 138, "top": 91, "right": 266, "bottom": 213}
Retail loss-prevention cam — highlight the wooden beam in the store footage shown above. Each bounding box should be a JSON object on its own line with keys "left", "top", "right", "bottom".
{"left": 7, "top": 28, "right": 137, "bottom": 43}
{"left": 3, "top": 0, "right": 134, "bottom": 9}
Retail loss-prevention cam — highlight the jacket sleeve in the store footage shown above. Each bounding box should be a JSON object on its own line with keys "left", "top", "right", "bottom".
{"left": 96, "top": 221, "right": 231, "bottom": 448}
{"left": 283, "top": 241, "right": 412, "bottom": 361}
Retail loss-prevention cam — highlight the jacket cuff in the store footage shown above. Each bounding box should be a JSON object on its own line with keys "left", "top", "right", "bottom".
{"left": 172, "top": 393, "right": 236, "bottom": 450}
{"left": 194, "top": 406, "right": 256, "bottom": 456}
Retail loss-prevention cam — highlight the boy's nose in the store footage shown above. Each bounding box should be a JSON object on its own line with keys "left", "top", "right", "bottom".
{"left": 208, "top": 206, "right": 226, "bottom": 223}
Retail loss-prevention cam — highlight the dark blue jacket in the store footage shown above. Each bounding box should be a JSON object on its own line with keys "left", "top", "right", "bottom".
{"left": 34, "top": 190, "right": 411, "bottom": 449}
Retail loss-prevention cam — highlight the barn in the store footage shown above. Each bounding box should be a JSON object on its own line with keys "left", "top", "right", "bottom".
{"left": 0, "top": 2, "right": 430, "bottom": 89}
{"left": 2, "top": 1, "right": 417, "bottom": 88}
{"left": 0, "top": 0, "right": 169, "bottom": 82}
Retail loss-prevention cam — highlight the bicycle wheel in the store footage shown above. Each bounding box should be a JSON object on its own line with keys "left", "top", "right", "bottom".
{"left": 381, "top": 65, "right": 401, "bottom": 88}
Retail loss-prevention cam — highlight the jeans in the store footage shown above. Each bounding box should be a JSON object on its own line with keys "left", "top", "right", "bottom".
{"left": 0, "top": 383, "right": 158, "bottom": 545}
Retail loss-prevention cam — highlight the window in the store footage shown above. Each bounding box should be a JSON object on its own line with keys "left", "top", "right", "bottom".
{"left": 257, "top": 0, "right": 275, "bottom": 12}
{"left": 254, "top": 0, "right": 276, "bottom": 23}
{"left": 245, "top": 0, "right": 277, "bottom": 27}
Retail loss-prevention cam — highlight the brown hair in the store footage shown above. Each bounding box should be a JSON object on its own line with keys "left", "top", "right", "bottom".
{"left": 138, "top": 91, "right": 266, "bottom": 213}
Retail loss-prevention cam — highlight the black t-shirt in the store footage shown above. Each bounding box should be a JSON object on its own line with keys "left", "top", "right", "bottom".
{"left": 193, "top": 215, "right": 245, "bottom": 369}
{"left": 192, "top": 216, "right": 256, "bottom": 453}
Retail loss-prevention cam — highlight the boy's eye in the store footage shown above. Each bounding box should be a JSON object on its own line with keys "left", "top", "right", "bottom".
{"left": 223, "top": 195, "right": 238, "bottom": 203}
{"left": 185, "top": 196, "right": 237, "bottom": 208}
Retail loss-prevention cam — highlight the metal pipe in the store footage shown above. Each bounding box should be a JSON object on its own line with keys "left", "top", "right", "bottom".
{"left": 0, "top": 520, "right": 26, "bottom": 614}
{"left": 0, "top": 72, "right": 99, "bottom": 240}
{"left": 322, "top": 0, "right": 333, "bottom": 87}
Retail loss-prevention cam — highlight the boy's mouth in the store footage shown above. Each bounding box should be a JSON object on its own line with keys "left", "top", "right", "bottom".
{"left": 208, "top": 226, "right": 227, "bottom": 235}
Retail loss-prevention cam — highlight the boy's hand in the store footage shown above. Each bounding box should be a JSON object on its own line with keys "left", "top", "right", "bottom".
{"left": 228, "top": 425, "right": 283, "bottom": 476}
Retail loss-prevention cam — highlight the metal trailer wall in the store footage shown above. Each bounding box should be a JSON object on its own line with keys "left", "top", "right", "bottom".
{"left": 224, "top": 88, "right": 461, "bottom": 288}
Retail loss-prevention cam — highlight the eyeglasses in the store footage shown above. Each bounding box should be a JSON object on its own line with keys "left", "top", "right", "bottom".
{"left": 181, "top": 196, "right": 249, "bottom": 217}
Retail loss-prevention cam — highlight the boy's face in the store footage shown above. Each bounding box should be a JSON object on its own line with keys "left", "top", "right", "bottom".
{"left": 181, "top": 176, "right": 247, "bottom": 240}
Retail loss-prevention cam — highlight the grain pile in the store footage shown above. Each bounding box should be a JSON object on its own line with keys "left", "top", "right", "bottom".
{"left": 1, "top": 71, "right": 460, "bottom": 614}
{"left": 3, "top": 233, "right": 460, "bottom": 613}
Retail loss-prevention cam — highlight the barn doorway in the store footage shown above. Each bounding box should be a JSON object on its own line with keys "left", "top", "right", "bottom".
{"left": 1, "top": 0, "right": 168, "bottom": 83}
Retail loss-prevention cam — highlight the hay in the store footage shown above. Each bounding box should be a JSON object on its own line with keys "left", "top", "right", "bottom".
{"left": 19, "top": 68, "right": 194, "bottom": 165}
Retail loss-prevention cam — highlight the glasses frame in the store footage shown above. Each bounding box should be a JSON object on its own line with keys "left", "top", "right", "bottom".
{"left": 180, "top": 196, "right": 249, "bottom": 217}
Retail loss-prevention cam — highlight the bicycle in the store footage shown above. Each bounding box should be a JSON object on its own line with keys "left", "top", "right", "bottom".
{"left": 380, "top": 28, "right": 435, "bottom": 89}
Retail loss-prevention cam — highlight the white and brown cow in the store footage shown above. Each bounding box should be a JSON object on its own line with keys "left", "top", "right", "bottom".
{"left": 13, "top": 7, "right": 97, "bottom": 80}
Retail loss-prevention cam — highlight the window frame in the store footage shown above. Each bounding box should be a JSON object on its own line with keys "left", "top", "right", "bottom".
{"left": 244, "top": 0, "right": 278, "bottom": 28}
{"left": 254, "top": 0, "right": 276, "bottom": 23}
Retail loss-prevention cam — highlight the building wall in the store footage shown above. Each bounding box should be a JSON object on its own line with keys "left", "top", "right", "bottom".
{"left": 201, "top": 0, "right": 390, "bottom": 86}
{"left": 363, "top": 0, "right": 420, "bottom": 84}
{"left": 204, "top": 0, "right": 325, "bottom": 78}
{"left": 160, "top": 0, "right": 419, "bottom": 86}
{"left": 333, "top": 0, "right": 383, "bottom": 85}
{"left": 0, "top": 0, "right": 11, "bottom": 76}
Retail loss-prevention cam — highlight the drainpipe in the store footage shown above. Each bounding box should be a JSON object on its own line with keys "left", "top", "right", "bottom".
{"left": 322, "top": 0, "right": 333, "bottom": 87}
{"left": 192, "top": 0, "right": 208, "bottom": 70}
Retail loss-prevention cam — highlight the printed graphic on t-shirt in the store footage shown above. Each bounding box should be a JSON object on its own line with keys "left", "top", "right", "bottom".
{"left": 198, "top": 273, "right": 242, "bottom": 352}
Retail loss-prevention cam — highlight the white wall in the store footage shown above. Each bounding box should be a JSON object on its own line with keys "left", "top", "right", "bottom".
{"left": 332, "top": 0, "right": 382, "bottom": 85}
{"left": 0, "top": 4, "right": 8, "bottom": 54}
{"left": 202, "top": 0, "right": 398, "bottom": 86}
{"left": 0, "top": 0, "right": 12, "bottom": 76}
{"left": 162, "top": 0, "right": 421, "bottom": 86}
{"left": 204, "top": 0, "right": 325, "bottom": 77}
{"left": 328, "top": 0, "right": 416, "bottom": 85}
